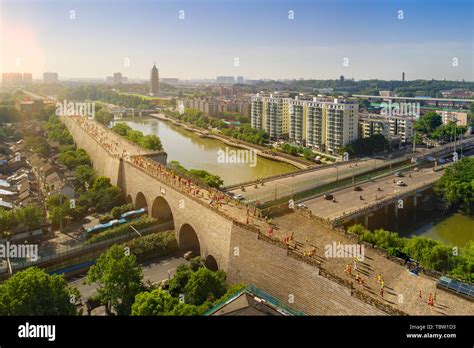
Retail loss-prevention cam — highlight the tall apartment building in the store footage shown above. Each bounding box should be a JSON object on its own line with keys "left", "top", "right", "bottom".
{"left": 389, "top": 117, "right": 413, "bottom": 143}
{"left": 435, "top": 110, "right": 468, "bottom": 126}
{"left": 358, "top": 115, "right": 390, "bottom": 140}
{"left": 359, "top": 113, "right": 415, "bottom": 144}
{"left": 251, "top": 94, "right": 290, "bottom": 139}
{"left": 22, "top": 73, "right": 33, "bottom": 84}
{"left": 2, "top": 73, "right": 24, "bottom": 85}
{"left": 252, "top": 95, "right": 358, "bottom": 155}
{"left": 113, "top": 72, "right": 123, "bottom": 85}
{"left": 43, "top": 72, "right": 59, "bottom": 83}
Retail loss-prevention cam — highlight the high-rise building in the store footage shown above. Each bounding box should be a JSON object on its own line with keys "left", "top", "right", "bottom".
{"left": 251, "top": 95, "right": 358, "bottom": 155}
{"left": 113, "top": 72, "right": 123, "bottom": 85}
{"left": 340, "top": 75, "right": 345, "bottom": 86}
{"left": 23, "top": 73, "right": 33, "bottom": 84}
{"left": 389, "top": 117, "right": 413, "bottom": 143}
{"left": 402, "top": 72, "right": 405, "bottom": 82}
{"left": 358, "top": 115, "right": 390, "bottom": 140}
{"left": 237, "top": 76, "right": 244, "bottom": 84}
{"left": 43, "top": 72, "right": 59, "bottom": 83}
{"left": 2, "top": 73, "right": 23, "bottom": 85}
{"left": 150, "top": 63, "right": 160, "bottom": 96}
{"left": 216, "top": 76, "right": 235, "bottom": 84}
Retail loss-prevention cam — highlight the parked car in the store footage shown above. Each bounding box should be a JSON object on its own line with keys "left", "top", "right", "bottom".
{"left": 353, "top": 186, "right": 363, "bottom": 191}
{"left": 396, "top": 180, "right": 406, "bottom": 186}
{"left": 323, "top": 193, "right": 333, "bottom": 200}
{"left": 184, "top": 251, "right": 194, "bottom": 260}
{"left": 234, "top": 193, "right": 245, "bottom": 201}
{"left": 297, "top": 203, "right": 306, "bottom": 209}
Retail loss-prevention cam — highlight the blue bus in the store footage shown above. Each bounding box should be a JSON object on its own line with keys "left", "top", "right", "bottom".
{"left": 120, "top": 208, "right": 147, "bottom": 221}
{"left": 85, "top": 218, "right": 127, "bottom": 237}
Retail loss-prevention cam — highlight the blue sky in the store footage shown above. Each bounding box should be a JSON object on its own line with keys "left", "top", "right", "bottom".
{"left": 1, "top": 0, "right": 473, "bottom": 80}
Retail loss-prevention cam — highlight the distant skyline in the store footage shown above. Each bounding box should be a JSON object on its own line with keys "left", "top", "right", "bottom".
{"left": 1, "top": 0, "right": 473, "bottom": 81}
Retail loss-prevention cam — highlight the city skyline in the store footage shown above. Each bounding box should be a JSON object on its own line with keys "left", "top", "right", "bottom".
{"left": 1, "top": 0, "right": 473, "bottom": 81}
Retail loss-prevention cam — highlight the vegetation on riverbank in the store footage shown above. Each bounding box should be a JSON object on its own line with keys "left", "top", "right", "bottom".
{"left": 163, "top": 109, "right": 269, "bottom": 145}
{"left": 111, "top": 122, "right": 163, "bottom": 151}
{"left": 348, "top": 224, "right": 474, "bottom": 282}
{"left": 168, "top": 160, "right": 223, "bottom": 189}
{"left": 435, "top": 157, "right": 473, "bottom": 216}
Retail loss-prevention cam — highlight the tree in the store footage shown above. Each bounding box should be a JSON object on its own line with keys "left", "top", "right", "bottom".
{"left": 112, "top": 123, "right": 132, "bottom": 136}
{"left": 95, "top": 109, "right": 113, "bottom": 125}
{"left": 46, "top": 194, "right": 74, "bottom": 229}
{"left": 0, "top": 267, "right": 78, "bottom": 315}
{"left": 183, "top": 268, "right": 227, "bottom": 305}
{"left": 23, "top": 136, "right": 50, "bottom": 156}
{"left": 131, "top": 288, "right": 178, "bottom": 316}
{"left": 87, "top": 245, "right": 143, "bottom": 315}
{"left": 15, "top": 205, "right": 42, "bottom": 232}
{"left": 75, "top": 164, "right": 96, "bottom": 188}
{"left": 168, "top": 264, "right": 193, "bottom": 297}
{"left": 435, "top": 157, "right": 474, "bottom": 215}
{"left": 414, "top": 111, "right": 442, "bottom": 134}
{"left": 0, "top": 209, "right": 16, "bottom": 237}
{"left": 139, "top": 134, "right": 163, "bottom": 151}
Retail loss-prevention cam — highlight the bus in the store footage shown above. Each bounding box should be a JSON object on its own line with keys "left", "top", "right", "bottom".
{"left": 120, "top": 208, "right": 147, "bottom": 221}
{"left": 85, "top": 218, "right": 127, "bottom": 237}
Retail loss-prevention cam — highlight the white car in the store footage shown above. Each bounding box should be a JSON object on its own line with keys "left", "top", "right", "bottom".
{"left": 396, "top": 180, "right": 406, "bottom": 187}
{"left": 297, "top": 203, "right": 306, "bottom": 209}
{"left": 234, "top": 194, "right": 245, "bottom": 201}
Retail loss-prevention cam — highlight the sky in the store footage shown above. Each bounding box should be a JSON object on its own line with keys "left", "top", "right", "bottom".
{"left": 1, "top": 0, "right": 473, "bottom": 81}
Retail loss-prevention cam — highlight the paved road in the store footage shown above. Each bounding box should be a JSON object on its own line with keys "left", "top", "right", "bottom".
{"left": 303, "top": 166, "right": 443, "bottom": 221}
{"left": 229, "top": 157, "right": 389, "bottom": 203}
{"left": 69, "top": 255, "right": 188, "bottom": 314}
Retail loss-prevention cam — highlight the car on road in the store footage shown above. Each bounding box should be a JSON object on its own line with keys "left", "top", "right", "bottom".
{"left": 184, "top": 251, "right": 194, "bottom": 260}
{"left": 353, "top": 186, "right": 363, "bottom": 191}
{"left": 233, "top": 193, "right": 245, "bottom": 201}
{"left": 396, "top": 180, "right": 406, "bottom": 186}
{"left": 297, "top": 203, "right": 306, "bottom": 209}
{"left": 323, "top": 193, "right": 333, "bottom": 200}
{"left": 394, "top": 172, "right": 404, "bottom": 177}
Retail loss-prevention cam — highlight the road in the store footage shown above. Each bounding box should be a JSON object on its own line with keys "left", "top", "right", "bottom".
{"left": 229, "top": 157, "right": 389, "bottom": 203}
{"left": 228, "top": 136, "right": 474, "bottom": 204}
{"left": 302, "top": 166, "right": 443, "bottom": 221}
{"left": 69, "top": 255, "right": 188, "bottom": 314}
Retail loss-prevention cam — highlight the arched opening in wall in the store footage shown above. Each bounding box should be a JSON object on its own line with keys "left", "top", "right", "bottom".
{"left": 135, "top": 192, "right": 148, "bottom": 210}
{"left": 178, "top": 223, "right": 200, "bottom": 255}
{"left": 204, "top": 255, "right": 218, "bottom": 271}
{"left": 151, "top": 196, "right": 175, "bottom": 229}
{"left": 126, "top": 195, "right": 133, "bottom": 205}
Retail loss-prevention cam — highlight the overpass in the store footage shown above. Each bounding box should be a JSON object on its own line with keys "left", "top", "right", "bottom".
{"left": 301, "top": 165, "right": 445, "bottom": 228}
{"left": 227, "top": 137, "right": 474, "bottom": 206}
{"left": 60, "top": 115, "right": 474, "bottom": 316}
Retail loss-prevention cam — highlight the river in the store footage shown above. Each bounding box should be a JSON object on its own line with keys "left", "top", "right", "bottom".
{"left": 409, "top": 213, "right": 473, "bottom": 248}
{"left": 111, "top": 116, "right": 297, "bottom": 185}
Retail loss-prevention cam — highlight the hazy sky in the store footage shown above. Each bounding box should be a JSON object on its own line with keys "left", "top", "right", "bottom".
{"left": 1, "top": 0, "right": 473, "bottom": 81}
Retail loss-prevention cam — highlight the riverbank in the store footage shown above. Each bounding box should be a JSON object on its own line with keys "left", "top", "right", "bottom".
{"left": 149, "top": 113, "right": 312, "bottom": 170}
{"left": 111, "top": 117, "right": 297, "bottom": 185}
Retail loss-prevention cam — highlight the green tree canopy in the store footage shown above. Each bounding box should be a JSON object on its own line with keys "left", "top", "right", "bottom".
{"left": 435, "top": 157, "right": 474, "bottom": 215}
{"left": 183, "top": 268, "right": 227, "bottom": 305}
{"left": 0, "top": 267, "right": 79, "bottom": 315}
{"left": 87, "top": 245, "right": 143, "bottom": 315}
